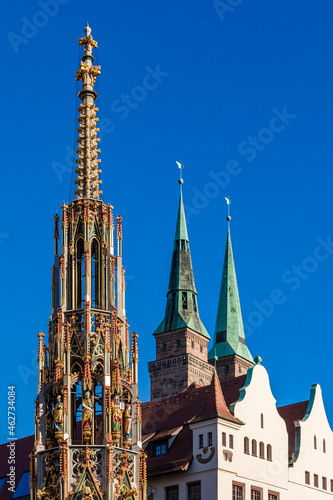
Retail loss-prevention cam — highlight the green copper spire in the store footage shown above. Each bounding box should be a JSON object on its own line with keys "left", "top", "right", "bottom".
{"left": 174, "top": 188, "right": 189, "bottom": 242}
{"left": 208, "top": 220, "right": 253, "bottom": 362}
{"left": 154, "top": 173, "right": 209, "bottom": 339}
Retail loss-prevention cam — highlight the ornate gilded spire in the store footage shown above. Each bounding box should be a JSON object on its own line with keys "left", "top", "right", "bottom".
{"left": 74, "top": 23, "right": 102, "bottom": 200}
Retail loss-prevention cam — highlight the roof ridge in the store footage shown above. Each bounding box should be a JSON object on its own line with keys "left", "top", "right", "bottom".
{"left": 193, "top": 372, "right": 241, "bottom": 423}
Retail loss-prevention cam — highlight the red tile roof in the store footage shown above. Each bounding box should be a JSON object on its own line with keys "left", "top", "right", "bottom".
{"left": 278, "top": 400, "right": 308, "bottom": 459}
{"left": 142, "top": 373, "right": 243, "bottom": 475}
{"left": 0, "top": 435, "right": 34, "bottom": 500}
{"left": 192, "top": 372, "right": 242, "bottom": 423}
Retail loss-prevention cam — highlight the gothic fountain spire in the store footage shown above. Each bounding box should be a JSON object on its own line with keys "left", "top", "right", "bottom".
{"left": 74, "top": 23, "right": 102, "bottom": 200}
{"left": 31, "top": 25, "right": 146, "bottom": 500}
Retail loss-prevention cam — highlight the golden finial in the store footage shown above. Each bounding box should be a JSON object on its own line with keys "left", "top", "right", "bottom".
{"left": 74, "top": 25, "right": 103, "bottom": 200}
{"left": 78, "top": 22, "right": 98, "bottom": 54}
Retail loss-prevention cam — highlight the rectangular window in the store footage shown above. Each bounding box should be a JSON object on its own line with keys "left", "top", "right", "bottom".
{"left": 268, "top": 493, "right": 278, "bottom": 500}
{"left": 198, "top": 434, "right": 203, "bottom": 449}
{"left": 229, "top": 434, "right": 234, "bottom": 449}
{"left": 208, "top": 432, "right": 212, "bottom": 446}
{"left": 251, "top": 487, "right": 261, "bottom": 500}
{"left": 222, "top": 432, "right": 226, "bottom": 446}
{"left": 314, "top": 474, "right": 319, "bottom": 487}
{"left": 171, "top": 292, "right": 176, "bottom": 311}
{"left": 232, "top": 483, "right": 244, "bottom": 500}
{"left": 305, "top": 471, "right": 310, "bottom": 485}
{"left": 177, "top": 340, "right": 181, "bottom": 348}
{"left": 187, "top": 481, "right": 201, "bottom": 500}
{"left": 153, "top": 442, "right": 167, "bottom": 457}
{"left": 166, "top": 486, "right": 179, "bottom": 500}
{"left": 216, "top": 330, "right": 226, "bottom": 343}
{"left": 323, "top": 477, "right": 327, "bottom": 490}
{"left": 182, "top": 291, "right": 187, "bottom": 309}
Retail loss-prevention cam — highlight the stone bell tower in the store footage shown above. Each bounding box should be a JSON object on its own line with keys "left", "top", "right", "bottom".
{"left": 30, "top": 25, "right": 146, "bottom": 500}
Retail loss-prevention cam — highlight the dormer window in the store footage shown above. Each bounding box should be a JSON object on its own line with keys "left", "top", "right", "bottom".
{"left": 153, "top": 441, "right": 168, "bottom": 457}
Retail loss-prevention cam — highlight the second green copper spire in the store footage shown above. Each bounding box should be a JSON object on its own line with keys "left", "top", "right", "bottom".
{"left": 208, "top": 221, "right": 253, "bottom": 363}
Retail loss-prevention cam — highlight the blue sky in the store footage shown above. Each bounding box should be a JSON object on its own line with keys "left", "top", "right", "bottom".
{"left": 1, "top": 0, "right": 333, "bottom": 442}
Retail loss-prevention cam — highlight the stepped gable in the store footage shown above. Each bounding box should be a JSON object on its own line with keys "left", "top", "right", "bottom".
{"left": 278, "top": 400, "right": 309, "bottom": 459}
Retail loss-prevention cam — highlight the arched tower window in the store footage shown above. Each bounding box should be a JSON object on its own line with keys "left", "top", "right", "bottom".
{"left": 259, "top": 441, "right": 265, "bottom": 459}
{"left": 244, "top": 437, "right": 249, "bottom": 454}
{"left": 314, "top": 435, "right": 317, "bottom": 450}
{"left": 76, "top": 238, "right": 85, "bottom": 308}
{"left": 94, "top": 380, "right": 103, "bottom": 445}
{"left": 251, "top": 439, "right": 257, "bottom": 456}
{"left": 267, "top": 444, "right": 272, "bottom": 461}
{"left": 323, "top": 438, "right": 326, "bottom": 453}
{"left": 71, "top": 378, "right": 82, "bottom": 444}
{"left": 91, "top": 238, "right": 100, "bottom": 309}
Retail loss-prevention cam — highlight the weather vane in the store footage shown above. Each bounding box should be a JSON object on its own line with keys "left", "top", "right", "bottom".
{"left": 225, "top": 196, "right": 231, "bottom": 222}
{"left": 176, "top": 161, "right": 185, "bottom": 185}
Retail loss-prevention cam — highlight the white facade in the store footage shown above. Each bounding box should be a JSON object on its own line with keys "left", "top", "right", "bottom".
{"left": 146, "top": 363, "right": 333, "bottom": 499}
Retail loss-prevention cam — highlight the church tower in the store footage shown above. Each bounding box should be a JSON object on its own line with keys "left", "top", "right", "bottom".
{"left": 30, "top": 25, "right": 146, "bottom": 500}
{"left": 148, "top": 173, "right": 214, "bottom": 400}
{"left": 208, "top": 211, "right": 253, "bottom": 380}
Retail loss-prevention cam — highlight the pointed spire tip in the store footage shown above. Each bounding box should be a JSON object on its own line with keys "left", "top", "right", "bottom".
{"left": 84, "top": 22, "right": 91, "bottom": 37}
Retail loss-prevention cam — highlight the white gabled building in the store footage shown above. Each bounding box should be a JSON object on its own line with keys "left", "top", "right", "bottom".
{"left": 143, "top": 361, "right": 333, "bottom": 499}
{"left": 143, "top": 181, "right": 333, "bottom": 499}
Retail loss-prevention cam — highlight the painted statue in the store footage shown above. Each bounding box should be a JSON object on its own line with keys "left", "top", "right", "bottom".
{"left": 82, "top": 391, "right": 94, "bottom": 430}
{"left": 123, "top": 404, "right": 132, "bottom": 437}
{"left": 53, "top": 395, "right": 64, "bottom": 432}
{"left": 112, "top": 398, "right": 122, "bottom": 441}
